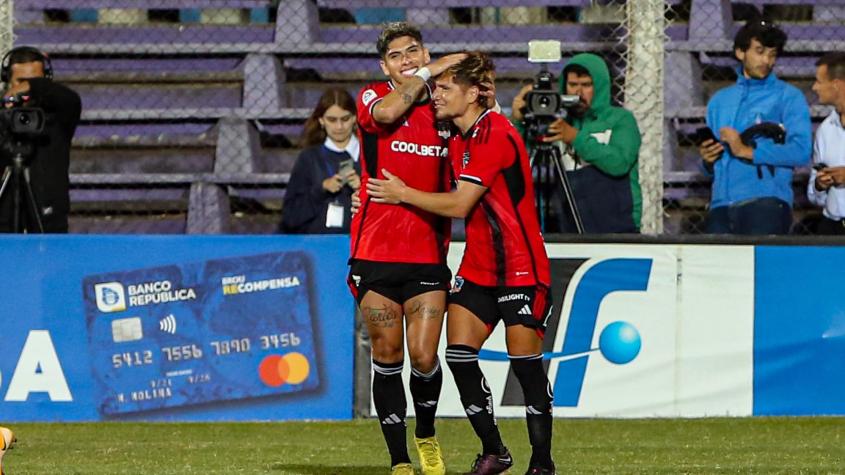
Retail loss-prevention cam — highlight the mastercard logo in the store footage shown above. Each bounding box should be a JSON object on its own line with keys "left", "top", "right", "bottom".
{"left": 258, "top": 352, "right": 310, "bottom": 387}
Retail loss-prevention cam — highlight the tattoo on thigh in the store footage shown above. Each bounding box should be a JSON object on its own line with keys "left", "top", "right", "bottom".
{"left": 401, "top": 92, "right": 413, "bottom": 104}
{"left": 408, "top": 301, "right": 442, "bottom": 320}
{"left": 365, "top": 305, "right": 398, "bottom": 328}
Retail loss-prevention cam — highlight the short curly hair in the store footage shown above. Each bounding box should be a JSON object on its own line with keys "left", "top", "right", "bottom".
{"left": 734, "top": 19, "right": 787, "bottom": 55}
{"left": 443, "top": 51, "right": 496, "bottom": 109}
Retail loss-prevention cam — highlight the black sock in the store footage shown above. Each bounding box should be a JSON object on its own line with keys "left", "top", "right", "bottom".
{"left": 445, "top": 345, "right": 506, "bottom": 455}
{"left": 372, "top": 359, "right": 410, "bottom": 466}
{"left": 410, "top": 357, "right": 442, "bottom": 438}
{"left": 511, "top": 354, "right": 554, "bottom": 470}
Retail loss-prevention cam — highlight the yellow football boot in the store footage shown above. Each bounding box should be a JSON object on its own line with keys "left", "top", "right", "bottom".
{"left": 390, "top": 462, "right": 416, "bottom": 475}
{"left": 414, "top": 436, "right": 446, "bottom": 475}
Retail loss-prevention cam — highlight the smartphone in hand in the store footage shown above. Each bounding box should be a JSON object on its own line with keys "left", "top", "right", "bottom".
{"left": 695, "top": 126, "right": 718, "bottom": 146}
{"left": 337, "top": 159, "right": 355, "bottom": 185}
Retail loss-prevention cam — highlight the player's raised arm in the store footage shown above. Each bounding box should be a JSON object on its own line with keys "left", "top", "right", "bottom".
{"left": 373, "top": 50, "right": 467, "bottom": 125}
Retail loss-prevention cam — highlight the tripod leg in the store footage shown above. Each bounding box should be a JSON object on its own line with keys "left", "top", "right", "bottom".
{"left": 21, "top": 167, "right": 44, "bottom": 233}
{"left": 530, "top": 148, "right": 546, "bottom": 231}
{"left": 12, "top": 164, "right": 22, "bottom": 233}
{"left": 0, "top": 167, "right": 12, "bottom": 232}
{"left": 549, "top": 149, "right": 585, "bottom": 234}
{"left": 0, "top": 167, "right": 12, "bottom": 201}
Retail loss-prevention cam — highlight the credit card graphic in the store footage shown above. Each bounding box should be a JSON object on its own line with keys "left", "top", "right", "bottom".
{"left": 82, "top": 251, "right": 319, "bottom": 415}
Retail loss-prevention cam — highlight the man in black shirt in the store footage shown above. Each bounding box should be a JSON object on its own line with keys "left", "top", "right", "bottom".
{"left": 0, "top": 46, "right": 81, "bottom": 233}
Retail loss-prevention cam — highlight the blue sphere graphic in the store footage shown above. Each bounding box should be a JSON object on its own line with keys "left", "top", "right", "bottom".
{"left": 598, "top": 321, "right": 641, "bottom": 364}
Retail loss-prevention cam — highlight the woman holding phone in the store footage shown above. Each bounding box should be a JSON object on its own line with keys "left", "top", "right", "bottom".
{"left": 279, "top": 87, "right": 361, "bottom": 234}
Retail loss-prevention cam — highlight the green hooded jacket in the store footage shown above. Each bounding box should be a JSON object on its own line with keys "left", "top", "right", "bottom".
{"left": 560, "top": 53, "right": 642, "bottom": 229}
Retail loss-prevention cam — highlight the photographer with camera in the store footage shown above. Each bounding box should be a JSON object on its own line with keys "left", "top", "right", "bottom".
{"left": 0, "top": 46, "right": 81, "bottom": 233}
{"left": 697, "top": 20, "right": 810, "bottom": 235}
{"left": 512, "top": 52, "right": 641, "bottom": 234}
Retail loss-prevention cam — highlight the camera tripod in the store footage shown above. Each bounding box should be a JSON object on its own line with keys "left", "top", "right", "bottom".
{"left": 529, "top": 140, "right": 584, "bottom": 234}
{"left": 0, "top": 149, "right": 45, "bottom": 233}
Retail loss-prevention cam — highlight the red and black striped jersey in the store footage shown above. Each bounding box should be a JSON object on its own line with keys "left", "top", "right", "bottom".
{"left": 452, "top": 110, "right": 550, "bottom": 287}
{"left": 350, "top": 81, "right": 451, "bottom": 264}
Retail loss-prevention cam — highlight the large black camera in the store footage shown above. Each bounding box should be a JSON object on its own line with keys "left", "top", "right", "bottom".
{"left": 0, "top": 108, "right": 45, "bottom": 136}
{"left": 524, "top": 69, "right": 580, "bottom": 121}
{"left": 0, "top": 94, "right": 46, "bottom": 160}
{"left": 522, "top": 40, "right": 580, "bottom": 136}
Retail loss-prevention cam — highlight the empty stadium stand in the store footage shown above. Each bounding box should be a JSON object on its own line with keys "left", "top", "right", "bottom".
{"left": 7, "top": 0, "right": 839, "bottom": 234}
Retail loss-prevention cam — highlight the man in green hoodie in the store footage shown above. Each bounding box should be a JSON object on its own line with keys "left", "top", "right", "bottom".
{"left": 512, "top": 53, "right": 641, "bottom": 233}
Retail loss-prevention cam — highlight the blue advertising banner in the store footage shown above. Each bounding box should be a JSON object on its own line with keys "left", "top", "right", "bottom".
{"left": 0, "top": 235, "right": 354, "bottom": 422}
{"left": 754, "top": 246, "right": 845, "bottom": 416}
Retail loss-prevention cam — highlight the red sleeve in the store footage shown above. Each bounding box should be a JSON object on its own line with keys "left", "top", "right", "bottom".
{"left": 357, "top": 85, "right": 388, "bottom": 134}
{"left": 459, "top": 125, "right": 514, "bottom": 188}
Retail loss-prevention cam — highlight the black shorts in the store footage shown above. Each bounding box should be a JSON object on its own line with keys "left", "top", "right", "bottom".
{"left": 448, "top": 277, "right": 552, "bottom": 338}
{"left": 347, "top": 259, "right": 451, "bottom": 305}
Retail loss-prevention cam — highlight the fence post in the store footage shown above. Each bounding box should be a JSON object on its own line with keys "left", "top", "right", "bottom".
{"left": 0, "top": 0, "right": 13, "bottom": 57}
{"left": 625, "top": 0, "right": 666, "bottom": 234}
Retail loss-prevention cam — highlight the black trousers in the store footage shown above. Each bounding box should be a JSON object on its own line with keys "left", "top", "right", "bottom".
{"left": 817, "top": 216, "right": 845, "bottom": 236}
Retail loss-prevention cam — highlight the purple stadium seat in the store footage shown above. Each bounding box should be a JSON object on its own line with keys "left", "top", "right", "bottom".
{"left": 318, "top": 0, "right": 592, "bottom": 6}
{"left": 16, "top": 0, "right": 267, "bottom": 9}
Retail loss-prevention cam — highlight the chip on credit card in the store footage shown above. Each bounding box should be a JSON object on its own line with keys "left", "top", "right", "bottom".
{"left": 82, "top": 251, "right": 319, "bottom": 416}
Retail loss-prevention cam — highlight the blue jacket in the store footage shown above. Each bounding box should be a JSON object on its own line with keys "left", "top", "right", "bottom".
{"left": 705, "top": 69, "right": 811, "bottom": 208}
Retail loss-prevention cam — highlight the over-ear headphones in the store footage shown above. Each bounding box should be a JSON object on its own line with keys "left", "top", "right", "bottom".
{"left": 1, "top": 46, "right": 53, "bottom": 84}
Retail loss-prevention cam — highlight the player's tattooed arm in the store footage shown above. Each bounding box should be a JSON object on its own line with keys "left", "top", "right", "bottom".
{"left": 372, "top": 53, "right": 467, "bottom": 124}
{"left": 372, "top": 78, "right": 428, "bottom": 125}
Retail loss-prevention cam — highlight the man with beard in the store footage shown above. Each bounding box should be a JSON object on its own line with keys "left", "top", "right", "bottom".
{"left": 511, "top": 53, "right": 641, "bottom": 234}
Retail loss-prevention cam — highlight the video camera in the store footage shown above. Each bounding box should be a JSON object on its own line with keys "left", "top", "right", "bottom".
{"left": 0, "top": 93, "right": 46, "bottom": 160}
{"left": 522, "top": 40, "right": 580, "bottom": 134}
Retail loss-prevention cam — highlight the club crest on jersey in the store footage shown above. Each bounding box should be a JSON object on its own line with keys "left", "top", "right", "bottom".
{"left": 462, "top": 151, "right": 470, "bottom": 168}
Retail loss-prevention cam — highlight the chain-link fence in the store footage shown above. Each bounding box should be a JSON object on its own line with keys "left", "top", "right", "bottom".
{"left": 663, "top": 0, "right": 840, "bottom": 235}
{"left": 3, "top": 1, "right": 838, "bottom": 234}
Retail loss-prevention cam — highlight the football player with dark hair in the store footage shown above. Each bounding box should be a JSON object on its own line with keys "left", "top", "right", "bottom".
{"left": 349, "top": 22, "right": 466, "bottom": 475}
{"left": 368, "top": 51, "right": 556, "bottom": 475}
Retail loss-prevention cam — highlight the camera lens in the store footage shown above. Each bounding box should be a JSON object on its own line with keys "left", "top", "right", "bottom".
{"left": 539, "top": 96, "right": 550, "bottom": 107}
{"left": 18, "top": 114, "right": 31, "bottom": 125}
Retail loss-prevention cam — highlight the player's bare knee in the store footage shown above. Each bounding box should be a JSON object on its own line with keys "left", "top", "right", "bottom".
{"left": 370, "top": 339, "right": 404, "bottom": 363}
{"left": 408, "top": 350, "right": 438, "bottom": 374}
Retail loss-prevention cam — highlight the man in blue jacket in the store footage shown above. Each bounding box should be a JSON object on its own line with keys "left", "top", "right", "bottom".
{"left": 698, "top": 20, "right": 811, "bottom": 235}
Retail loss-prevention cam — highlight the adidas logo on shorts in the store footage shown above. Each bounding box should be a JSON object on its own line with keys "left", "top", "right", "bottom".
{"left": 518, "top": 304, "right": 532, "bottom": 316}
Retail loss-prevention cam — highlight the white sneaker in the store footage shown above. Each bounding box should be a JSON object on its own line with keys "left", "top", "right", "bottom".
{"left": 0, "top": 427, "right": 15, "bottom": 475}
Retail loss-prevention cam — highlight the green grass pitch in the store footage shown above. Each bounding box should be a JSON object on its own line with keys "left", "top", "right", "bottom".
{"left": 2, "top": 418, "right": 843, "bottom": 474}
